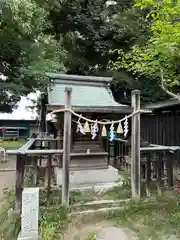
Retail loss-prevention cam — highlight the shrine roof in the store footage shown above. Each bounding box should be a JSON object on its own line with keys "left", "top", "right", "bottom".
{"left": 46, "top": 73, "right": 132, "bottom": 113}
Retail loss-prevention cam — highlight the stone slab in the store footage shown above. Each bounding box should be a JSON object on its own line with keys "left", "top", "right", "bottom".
{"left": 55, "top": 165, "right": 121, "bottom": 188}
{"left": 70, "top": 182, "right": 123, "bottom": 193}
{"left": 17, "top": 232, "right": 41, "bottom": 240}
{"left": 18, "top": 188, "right": 39, "bottom": 240}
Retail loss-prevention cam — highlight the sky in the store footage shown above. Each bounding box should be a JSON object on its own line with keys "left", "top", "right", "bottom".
{"left": 0, "top": 73, "right": 40, "bottom": 120}
{"left": 0, "top": 92, "right": 39, "bottom": 120}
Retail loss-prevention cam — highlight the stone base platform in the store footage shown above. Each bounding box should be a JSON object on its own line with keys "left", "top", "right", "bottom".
{"left": 54, "top": 165, "right": 122, "bottom": 190}
{"left": 17, "top": 233, "right": 41, "bottom": 240}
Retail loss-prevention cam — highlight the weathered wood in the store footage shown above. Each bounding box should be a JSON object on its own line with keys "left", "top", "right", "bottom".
{"left": 35, "top": 138, "right": 59, "bottom": 141}
{"left": 46, "top": 72, "right": 113, "bottom": 82}
{"left": 140, "top": 146, "right": 180, "bottom": 152}
{"left": 56, "top": 114, "right": 63, "bottom": 167}
{"left": 0, "top": 168, "right": 16, "bottom": 172}
{"left": 45, "top": 142, "right": 53, "bottom": 197}
{"left": 62, "top": 87, "right": 72, "bottom": 206}
{"left": 15, "top": 155, "right": 25, "bottom": 213}
{"left": 156, "top": 153, "right": 163, "bottom": 196}
{"left": 46, "top": 154, "right": 52, "bottom": 198}
{"left": 70, "top": 152, "right": 108, "bottom": 157}
{"left": 39, "top": 139, "right": 43, "bottom": 166}
{"left": 131, "top": 90, "right": 141, "bottom": 200}
{"left": 141, "top": 177, "right": 167, "bottom": 183}
{"left": 167, "top": 152, "right": 174, "bottom": 187}
{"left": 31, "top": 156, "right": 38, "bottom": 186}
{"left": 46, "top": 104, "right": 132, "bottom": 113}
{"left": 6, "top": 149, "right": 64, "bottom": 155}
{"left": 18, "top": 138, "right": 36, "bottom": 151}
{"left": 146, "top": 152, "right": 151, "bottom": 197}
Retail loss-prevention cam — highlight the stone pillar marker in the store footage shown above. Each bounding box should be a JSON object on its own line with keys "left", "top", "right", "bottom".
{"left": 18, "top": 188, "right": 40, "bottom": 240}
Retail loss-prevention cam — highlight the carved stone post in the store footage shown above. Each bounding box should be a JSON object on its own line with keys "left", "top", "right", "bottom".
{"left": 18, "top": 188, "right": 40, "bottom": 240}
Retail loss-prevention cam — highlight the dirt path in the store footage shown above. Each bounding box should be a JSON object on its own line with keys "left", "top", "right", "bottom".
{"left": 0, "top": 155, "right": 16, "bottom": 200}
{"left": 64, "top": 220, "right": 137, "bottom": 240}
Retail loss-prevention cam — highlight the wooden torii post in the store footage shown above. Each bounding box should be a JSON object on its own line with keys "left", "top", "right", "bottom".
{"left": 62, "top": 87, "right": 72, "bottom": 206}
{"left": 131, "top": 90, "right": 141, "bottom": 201}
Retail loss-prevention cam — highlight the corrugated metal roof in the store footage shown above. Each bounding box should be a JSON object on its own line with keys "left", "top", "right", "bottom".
{"left": 47, "top": 73, "right": 130, "bottom": 112}
{"left": 46, "top": 73, "right": 112, "bottom": 83}
{"left": 48, "top": 83, "right": 127, "bottom": 108}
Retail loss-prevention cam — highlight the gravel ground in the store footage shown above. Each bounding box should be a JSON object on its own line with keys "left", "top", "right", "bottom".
{"left": 0, "top": 155, "right": 16, "bottom": 200}
{"left": 64, "top": 220, "right": 137, "bottom": 240}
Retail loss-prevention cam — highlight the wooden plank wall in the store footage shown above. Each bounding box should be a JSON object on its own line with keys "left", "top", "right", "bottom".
{"left": 141, "top": 110, "right": 180, "bottom": 163}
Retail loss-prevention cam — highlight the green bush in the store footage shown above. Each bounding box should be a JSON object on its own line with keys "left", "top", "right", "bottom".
{"left": 0, "top": 189, "right": 20, "bottom": 239}
{"left": 39, "top": 206, "right": 69, "bottom": 240}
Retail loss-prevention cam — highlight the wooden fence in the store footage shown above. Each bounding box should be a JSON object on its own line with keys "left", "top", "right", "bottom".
{"left": 5, "top": 89, "right": 161, "bottom": 213}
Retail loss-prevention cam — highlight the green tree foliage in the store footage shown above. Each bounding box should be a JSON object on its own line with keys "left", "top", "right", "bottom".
{"left": 111, "top": 0, "right": 180, "bottom": 90}
{"left": 44, "top": 0, "right": 161, "bottom": 103}
{"left": 1, "top": 0, "right": 171, "bottom": 111}
{"left": 0, "top": 0, "right": 65, "bottom": 112}
{"left": 47, "top": 0, "right": 148, "bottom": 75}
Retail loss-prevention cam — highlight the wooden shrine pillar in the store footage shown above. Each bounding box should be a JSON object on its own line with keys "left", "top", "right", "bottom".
{"left": 57, "top": 114, "right": 63, "bottom": 167}
{"left": 131, "top": 90, "right": 141, "bottom": 201}
{"left": 62, "top": 87, "right": 72, "bottom": 206}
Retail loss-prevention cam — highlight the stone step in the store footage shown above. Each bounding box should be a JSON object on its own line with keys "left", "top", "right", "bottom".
{"left": 72, "top": 144, "right": 102, "bottom": 151}
{"left": 70, "top": 156, "right": 108, "bottom": 170}
{"left": 72, "top": 145, "right": 101, "bottom": 150}
{"left": 73, "top": 141, "right": 100, "bottom": 145}
{"left": 55, "top": 165, "right": 119, "bottom": 186}
{"left": 70, "top": 206, "right": 126, "bottom": 217}
{"left": 72, "top": 149, "right": 103, "bottom": 153}
{"left": 72, "top": 143, "right": 100, "bottom": 147}
{"left": 71, "top": 199, "right": 130, "bottom": 212}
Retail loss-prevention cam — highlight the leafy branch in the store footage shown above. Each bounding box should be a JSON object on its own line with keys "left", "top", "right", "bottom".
{"left": 160, "top": 69, "right": 180, "bottom": 101}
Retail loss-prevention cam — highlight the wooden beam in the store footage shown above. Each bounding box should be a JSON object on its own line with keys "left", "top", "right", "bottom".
{"left": 46, "top": 104, "right": 132, "bottom": 114}
{"left": 31, "top": 156, "right": 38, "bottom": 186}
{"left": 46, "top": 72, "right": 112, "bottom": 83}
{"left": 167, "top": 152, "right": 174, "bottom": 187}
{"left": 131, "top": 90, "right": 141, "bottom": 201}
{"left": 47, "top": 154, "right": 52, "bottom": 198}
{"left": 56, "top": 114, "right": 63, "bottom": 167}
{"left": 14, "top": 155, "right": 25, "bottom": 213}
{"left": 6, "top": 149, "right": 64, "bottom": 155}
{"left": 62, "top": 87, "right": 72, "bottom": 206}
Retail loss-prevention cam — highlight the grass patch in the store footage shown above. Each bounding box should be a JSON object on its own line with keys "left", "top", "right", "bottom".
{"left": 102, "top": 179, "right": 131, "bottom": 200}
{"left": 39, "top": 205, "right": 69, "bottom": 240}
{"left": 85, "top": 232, "right": 97, "bottom": 240}
{"left": 39, "top": 188, "right": 97, "bottom": 207}
{"left": 108, "top": 197, "right": 180, "bottom": 239}
{"left": 38, "top": 181, "right": 131, "bottom": 208}
{"left": 0, "top": 189, "right": 20, "bottom": 239}
{"left": 1, "top": 188, "right": 180, "bottom": 240}
{"left": 0, "top": 140, "right": 25, "bottom": 149}
{"left": 0, "top": 189, "right": 69, "bottom": 240}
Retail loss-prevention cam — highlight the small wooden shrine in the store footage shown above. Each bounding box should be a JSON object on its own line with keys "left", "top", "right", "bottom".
{"left": 46, "top": 73, "right": 132, "bottom": 170}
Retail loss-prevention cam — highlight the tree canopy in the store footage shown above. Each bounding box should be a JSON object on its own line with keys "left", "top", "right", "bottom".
{"left": 111, "top": 0, "right": 180, "bottom": 91}
{"left": 0, "top": 0, "right": 65, "bottom": 112}
{"left": 45, "top": 0, "right": 163, "bottom": 104}
{"left": 1, "top": 0, "right": 177, "bottom": 112}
